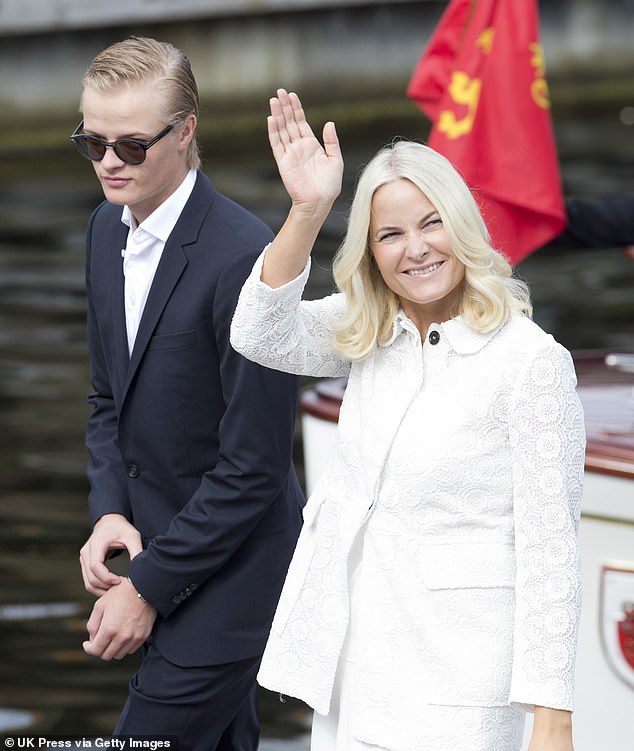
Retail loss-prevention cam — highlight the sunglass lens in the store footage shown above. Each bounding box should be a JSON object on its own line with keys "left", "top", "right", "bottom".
{"left": 115, "top": 141, "right": 146, "bottom": 165}
{"left": 83, "top": 137, "right": 107, "bottom": 161}
{"left": 72, "top": 136, "right": 101, "bottom": 161}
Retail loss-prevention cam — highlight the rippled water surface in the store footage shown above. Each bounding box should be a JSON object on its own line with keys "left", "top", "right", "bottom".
{"left": 0, "top": 106, "right": 632, "bottom": 743}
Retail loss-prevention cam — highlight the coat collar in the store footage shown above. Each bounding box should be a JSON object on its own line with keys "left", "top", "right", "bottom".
{"left": 382, "top": 309, "right": 510, "bottom": 354}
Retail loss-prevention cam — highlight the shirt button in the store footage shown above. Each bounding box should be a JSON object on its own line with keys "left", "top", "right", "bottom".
{"left": 428, "top": 330, "right": 440, "bottom": 345}
{"left": 127, "top": 464, "right": 140, "bottom": 478}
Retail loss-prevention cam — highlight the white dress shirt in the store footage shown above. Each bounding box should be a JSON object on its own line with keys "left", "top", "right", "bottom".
{"left": 121, "top": 169, "right": 197, "bottom": 355}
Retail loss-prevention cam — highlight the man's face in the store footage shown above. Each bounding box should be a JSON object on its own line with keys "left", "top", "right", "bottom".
{"left": 81, "top": 81, "right": 195, "bottom": 224}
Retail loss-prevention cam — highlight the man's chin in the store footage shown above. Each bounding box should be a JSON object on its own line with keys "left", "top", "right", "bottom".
{"left": 100, "top": 187, "right": 128, "bottom": 206}
{"left": 98, "top": 178, "right": 133, "bottom": 204}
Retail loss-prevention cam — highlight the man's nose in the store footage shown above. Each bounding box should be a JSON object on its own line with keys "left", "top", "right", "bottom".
{"left": 100, "top": 145, "right": 125, "bottom": 168}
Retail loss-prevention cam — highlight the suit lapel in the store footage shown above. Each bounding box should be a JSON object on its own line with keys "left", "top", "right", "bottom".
{"left": 125, "top": 239, "right": 188, "bottom": 383}
{"left": 106, "top": 221, "right": 132, "bottom": 398}
{"left": 121, "top": 172, "right": 215, "bottom": 401}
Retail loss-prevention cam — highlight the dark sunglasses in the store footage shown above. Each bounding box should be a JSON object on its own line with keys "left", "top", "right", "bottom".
{"left": 70, "top": 120, "right": 175, "bottom": 165}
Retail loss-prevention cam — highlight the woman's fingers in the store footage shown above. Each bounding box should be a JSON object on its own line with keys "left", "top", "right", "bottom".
{"left": 267, "top": 88, "right": 343, "bottom": 208}
{"left": 322, "top": 121, "right": 341, "bottom": 161}
{"left": 269, "top": 90, "right": 293, "bottom": 147}
{"left": 286, "top": 91, "right": 314, "bottom": 140}
{"left": 278, "top": 90, "right": 302, "bottom": 142}
{"left": 269, "top": 89, "right": 316, "bottom": 149}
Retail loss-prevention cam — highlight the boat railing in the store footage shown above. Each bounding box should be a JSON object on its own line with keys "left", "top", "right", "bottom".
{"left": 605, "top": 353, "right": 634, "bottom": 374}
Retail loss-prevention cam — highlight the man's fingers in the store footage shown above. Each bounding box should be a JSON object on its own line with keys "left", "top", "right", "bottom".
{"left": 125, "top": 536, "right": 144, "bottom": 560}
{"left": 85, "top": 600, "right": 103, "bottom": 642}
{"left": 83, "top": 633, "right": 137, "bottom": 661}
{"left": 79, "top": 519, "right": 142, "bottom": 594}
{"left": 83, "top": 605, "right": 129, "bottom": 661}
{"left": 79, "top": 554, "right": 105, "bottom": 595}
{"left": 80, "top": 554, "right": 120, "bottom": 594}
{"left": 91, "top": 560, "right": 121, "bottom": 585}
{"left": 82, "top": 583, "right": 156, "bottom": 662}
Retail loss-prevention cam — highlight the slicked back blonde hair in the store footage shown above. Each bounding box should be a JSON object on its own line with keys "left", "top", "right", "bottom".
{"left": 332, "top": 140, "right": 532, "bottom": 360}
{"left": 81, "top": 36, "right": 201, "bottom": 170}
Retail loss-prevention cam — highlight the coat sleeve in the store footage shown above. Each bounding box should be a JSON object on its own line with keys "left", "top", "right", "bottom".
{"left": 127, "top": 246, "right": 303, "bottom": 617}
{"left": 507, "top": 339, "right": 585, "bottom": 711}
{"left": 230, "top": 248, "right": 351, "bottom": 378}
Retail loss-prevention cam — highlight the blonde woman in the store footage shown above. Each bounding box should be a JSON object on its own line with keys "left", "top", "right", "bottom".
{"left": 231, "top": 89, "right": 585, "bottom": 751}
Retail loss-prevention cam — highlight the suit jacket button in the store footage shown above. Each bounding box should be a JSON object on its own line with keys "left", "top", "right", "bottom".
{"left": 127, "top": 464, "right": 140, "bottom": 478}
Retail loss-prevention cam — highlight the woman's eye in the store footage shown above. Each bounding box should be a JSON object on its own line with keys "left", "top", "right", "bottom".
{"left": 379, "top": 231, "right": 399, "bottom": 241}
{"left": 423, "top": 218, "right": 442, "bottom": 230}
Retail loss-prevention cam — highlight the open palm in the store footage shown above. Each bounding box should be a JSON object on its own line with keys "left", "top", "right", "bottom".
{"left": 268, "top": 89, "right": 343, "bottom": 216}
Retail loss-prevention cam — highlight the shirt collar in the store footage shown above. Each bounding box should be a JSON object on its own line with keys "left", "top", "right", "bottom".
{"left": 382, "top": 309, "right": 509, "bottom": 354}
{"left": 121, "top": 169, "right": 198, "bottom": 241}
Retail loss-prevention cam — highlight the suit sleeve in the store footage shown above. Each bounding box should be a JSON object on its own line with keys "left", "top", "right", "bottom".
{"left": 552, "top": 193, "right": 634, "bottom": 249}
{"left": 84, "top": 207, "right": 131, "bottom": 527}
{"left": 128, "top": 246, "right": 302, "bottom": 617}
{"left": 507, "top": 340, "right": 585, "bottom": 711}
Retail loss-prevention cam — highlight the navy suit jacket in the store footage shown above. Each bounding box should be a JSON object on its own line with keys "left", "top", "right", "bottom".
{"left": 553, "top": 193, "right": 634, "bottom": 249}
{"left": 84, "top": 171, "right": 304, "bottom": 667}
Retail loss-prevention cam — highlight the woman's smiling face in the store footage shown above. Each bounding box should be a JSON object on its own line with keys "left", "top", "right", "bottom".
{"left": 369, "top": 178, "right": 466, "bottom": 335}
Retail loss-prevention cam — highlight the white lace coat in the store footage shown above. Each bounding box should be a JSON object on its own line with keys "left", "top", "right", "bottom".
{"left": 230, "top": 252, "right": 585, "bottom": 751}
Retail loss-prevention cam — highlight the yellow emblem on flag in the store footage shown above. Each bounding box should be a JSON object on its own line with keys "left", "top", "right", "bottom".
{"left": 438, "top": 71, "right": 482, "bottom": 139}
{"left": 476, "top": 27, "right": 495, "bottom": 55}
{"left": 529, "top": 42, "right": 550, "bottom": 108}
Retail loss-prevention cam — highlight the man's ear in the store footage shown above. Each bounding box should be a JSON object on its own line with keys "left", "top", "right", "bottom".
{"left": 179, "top": 113, "right": 197, "bottom": 149}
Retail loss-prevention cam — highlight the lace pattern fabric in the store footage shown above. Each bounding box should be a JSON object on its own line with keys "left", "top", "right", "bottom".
{"left": 230, "top": 250, "right": 350, "bottom": 379}
{"left": 230, "top": 252, "right": 585, "bottom": 750}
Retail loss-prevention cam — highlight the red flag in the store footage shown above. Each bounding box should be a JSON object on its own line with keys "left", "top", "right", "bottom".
{"left": 407, "top": 0, "right": 565, "bottom": 264}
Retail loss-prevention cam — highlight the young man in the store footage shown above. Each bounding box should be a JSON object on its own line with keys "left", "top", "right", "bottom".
{"left": 73, "top": 37, "right": 304, "bottom": 749}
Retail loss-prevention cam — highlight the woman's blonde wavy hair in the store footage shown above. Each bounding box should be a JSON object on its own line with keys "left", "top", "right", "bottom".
{"left": 81, "top": 36, "right": 201, "bottom": 170}
{"left": 332, "top": 140, "right": 532, "bottom": 360}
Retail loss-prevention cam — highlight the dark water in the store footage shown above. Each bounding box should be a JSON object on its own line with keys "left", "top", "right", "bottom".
{"left": 0, "top": 106, "right": 633, "bottom": 744}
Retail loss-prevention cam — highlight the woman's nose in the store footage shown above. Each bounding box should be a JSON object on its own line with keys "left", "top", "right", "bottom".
{"left": 405, "top": 232, "right": 429, "bottom": 260}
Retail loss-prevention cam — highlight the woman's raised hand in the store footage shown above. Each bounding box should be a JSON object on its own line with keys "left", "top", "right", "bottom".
{"left": 268, "top": 89, "right": 343, "bottom": 218}
{"left": 259, "top": 90, "right": 343, "bottom": 287}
